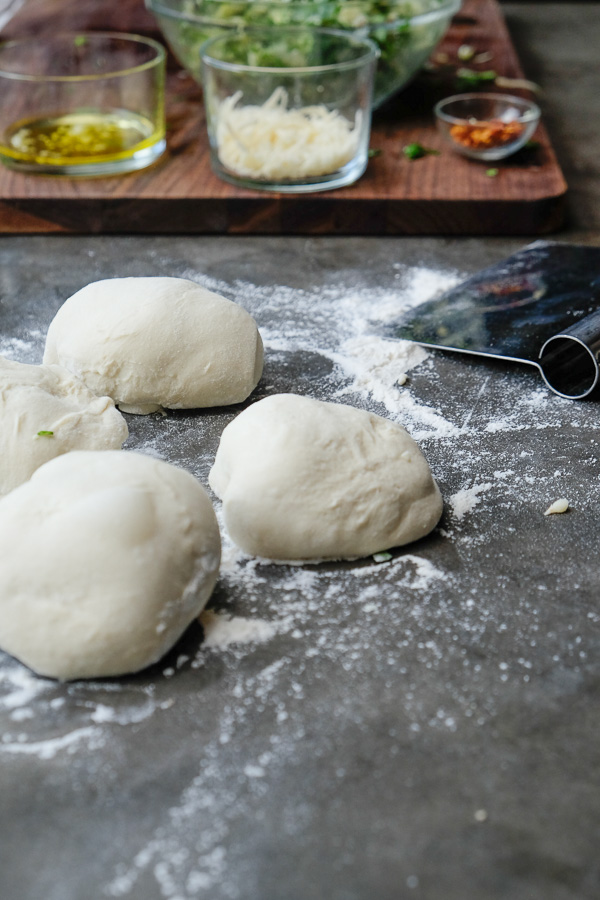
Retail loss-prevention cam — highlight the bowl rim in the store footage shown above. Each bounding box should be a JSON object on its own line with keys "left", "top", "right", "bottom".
{"left": 146, "top": 0, "right": 462, "bottom": 29}
{"left": 0, "top": 32, "right": 166, "bottom": 82}
{"left": 200, "top": 26, "right": 379, "bottom": 74}
{"left": 434, "top": 91, "right": 541, "bottom": 126}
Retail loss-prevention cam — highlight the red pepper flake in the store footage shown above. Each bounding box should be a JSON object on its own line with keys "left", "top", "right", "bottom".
{"left": 449, "top": 118, "right": 524, "bottom": 150}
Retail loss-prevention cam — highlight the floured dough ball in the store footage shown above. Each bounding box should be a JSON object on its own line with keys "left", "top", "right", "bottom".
{"left": 0, "top": 451, "right": 221, "bottom": 680}
{"left": 0, "top": 355, "right": 128, "bottom": 497}
{"left": 43, "top": 276, "right": 264, "bottom": 414}
{"left": 209, "top": 394, "right": 443, "bottom": 561}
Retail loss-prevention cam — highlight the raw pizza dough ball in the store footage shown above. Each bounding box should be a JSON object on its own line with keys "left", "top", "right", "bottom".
{"left": 209, "top": 393, "right": 443, "bottom": 561}
{"left": 0, "top": 451, "right": 221, "bottom": 680}
{"left": 0, "top": 355, "right": 128, "bottom": 497}
{"left": 43, "top": 276, "right": 264, "bottom": 414}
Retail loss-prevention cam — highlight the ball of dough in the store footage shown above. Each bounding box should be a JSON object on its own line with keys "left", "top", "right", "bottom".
{"left": 43, "top": 277, "right": 264, "bottom": 415}
{"left": 0, "top": 355, "right": 128, "bottom": 497}
{"left": 209, "top": 394, "right": 443, "bottom": 561}
{"left": 0, "top": 451, "right": 221, "bottom": 680}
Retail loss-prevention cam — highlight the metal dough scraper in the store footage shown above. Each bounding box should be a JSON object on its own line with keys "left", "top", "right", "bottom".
{"left": 383, "top": 241, "right": 600, "bottom": 400}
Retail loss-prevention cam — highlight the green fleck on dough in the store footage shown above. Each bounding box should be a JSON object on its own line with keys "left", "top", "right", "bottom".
{"left": 373, "top": 551, "right": 393, "bottom": 562}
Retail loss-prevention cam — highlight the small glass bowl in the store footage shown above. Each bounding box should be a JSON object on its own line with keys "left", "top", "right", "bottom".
{"left": 434, "top": 92, "right": 541, "bottom": 162}
{"left": 200, "top": 27, "right": 378, "bottom": 193}
{"left": 0, "top": 33, "right": 166, "bottom": 176}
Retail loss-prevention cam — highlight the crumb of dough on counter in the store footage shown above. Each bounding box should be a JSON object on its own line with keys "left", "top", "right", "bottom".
{"left": 544, "top": 498, "right": 570, "bottom": 516}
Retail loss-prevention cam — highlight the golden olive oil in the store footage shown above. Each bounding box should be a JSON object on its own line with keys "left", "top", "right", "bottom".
{"left": 2, "top": 109, "right": 162, "bottom": 168}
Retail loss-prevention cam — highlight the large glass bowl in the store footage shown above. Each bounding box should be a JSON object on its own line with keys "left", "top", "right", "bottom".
{"left": 146, "top": 0, "right": 461, "bottom": 109}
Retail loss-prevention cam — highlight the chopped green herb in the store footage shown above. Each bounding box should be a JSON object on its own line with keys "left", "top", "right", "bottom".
{"left": 36, "top": 430, "right": 54, "bottom": 437}
{"left": 73, "top": 35, "right": 88, "bottom": 48}
{"left": 455, "top": 67, "right": 497, "bottom": 89}
{"left": 373, "top": 551, "right": 393, "bottom": 563}
{"left": 368, "top": 148, "right": 382, "bottom": 159}
{"left": 524, "top": 139, "right": 541, "bottom": 151}
{"left": 485, "top": 168, "right": 499, "bottom": 177}
{"left": 403, "top": 143, "right": 440, "bottom": 160}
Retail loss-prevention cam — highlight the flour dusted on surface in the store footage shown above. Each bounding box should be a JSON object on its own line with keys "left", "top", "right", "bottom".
{"left": 449, "top": 483, "right": 493, "bottom": 521}
{"left": 0, "top": 662, "right": 174, "bottom": 759}
{"left": 200, "top": 610, "right": 281, "bottom": 648}
{"left": 332, "top": 336, "right": 429, "bottom": 411}
{"left": 216, "top": 88, "right": 361, "bottom": 180}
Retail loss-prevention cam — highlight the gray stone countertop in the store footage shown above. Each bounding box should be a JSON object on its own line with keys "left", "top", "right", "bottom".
{"left": 0, "top": 5, "right": 599, "bottom": 900}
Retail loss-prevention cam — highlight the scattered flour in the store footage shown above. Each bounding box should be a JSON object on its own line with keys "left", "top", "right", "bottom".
{"left": 2, "top": 726, "right": 104, "bottom": 760}
{"left": 350, "top": 554, "right": 446, "bottom": 592}
{"left": 0, "top": 335, "right": 37, "bottom": 362}
{"left": 102, "top": 537, "right": 458, "bottom": 899}
{"left": 331, "top": 336, "right": 429, "bottom": 412}
{"left": 0, "top": 665, "right": 52, "bottom": 712}
{"left": 398, "top": 265, "right": 462, "bottom": 311}
{"left": 0, "top": 662, "right": 173, "bottom": 759}
{"left": 449, "top": 483, "right": 493, "bottom": 520}
{"left": 197, "top": 261, "right": 463, "bottom": 439}
{"left": 199, "top": 610, "right": 282, "bottom": 649}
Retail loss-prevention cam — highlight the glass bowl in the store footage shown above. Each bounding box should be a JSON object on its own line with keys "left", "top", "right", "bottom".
{"left": 434, "top": 92, "right": 541, "bottom": 161}
{"left": 200, "top": 27, "right": 377, "bottom": 192}
{"left": 146, "top": 0, "right": 461, "bottom": 109}
{"left": 0, "top": 32, "right": 166, "bottom": 176}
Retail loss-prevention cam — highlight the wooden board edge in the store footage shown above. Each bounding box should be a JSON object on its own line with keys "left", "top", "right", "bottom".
{"left": 0, "top": 191, "right": 567, "bottom": 236}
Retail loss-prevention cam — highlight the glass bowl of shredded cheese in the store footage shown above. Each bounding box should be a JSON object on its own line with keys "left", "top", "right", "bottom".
{"left": 146, "top": 0, "right": 461, "bottom": 110}
{"left": 200, "top": 27, "right": 378, "bottom": 191}
{"left": 434, "top": 92, "right": 541, "bottom": 161}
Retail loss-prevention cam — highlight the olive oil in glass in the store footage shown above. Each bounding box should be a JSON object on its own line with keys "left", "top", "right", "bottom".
{"left": 2, "top": 109, "right": 163, "bottom": 173}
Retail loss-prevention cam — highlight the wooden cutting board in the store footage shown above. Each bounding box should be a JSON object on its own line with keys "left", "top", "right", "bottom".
{"left": 0, "top": 0, "right": 567, "bottom": 235}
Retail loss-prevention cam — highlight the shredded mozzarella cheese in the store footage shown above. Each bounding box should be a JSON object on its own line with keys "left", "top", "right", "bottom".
{"left": 215, "top": 87, "right": 361, "bottom": 181}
